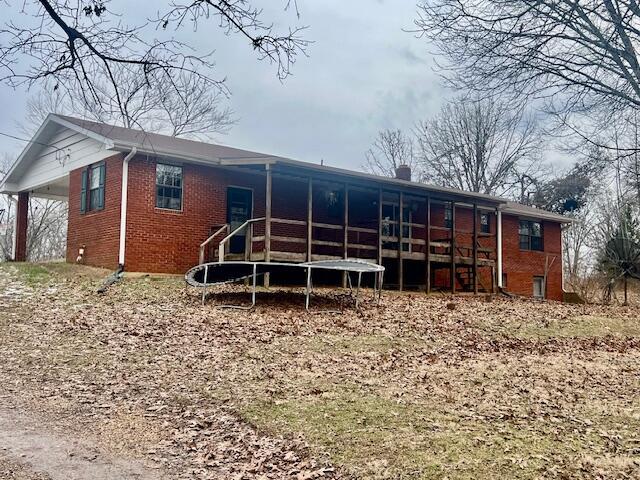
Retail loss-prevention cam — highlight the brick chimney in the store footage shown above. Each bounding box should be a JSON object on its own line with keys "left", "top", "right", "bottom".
{"left": 395, "top": 164, "right": 412, "bottom": 181}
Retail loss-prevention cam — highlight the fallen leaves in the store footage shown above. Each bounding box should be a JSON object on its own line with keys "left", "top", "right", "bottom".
{"left": 1, "top": 263, "right": 640, "bottom": 479}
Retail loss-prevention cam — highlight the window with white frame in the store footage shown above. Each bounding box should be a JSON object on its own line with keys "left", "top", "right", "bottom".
{"left": 519, "top": 220, "right": 543, "bottom": 251}
{"left": 156, "top": 163, "right": 183, "bottom": 210}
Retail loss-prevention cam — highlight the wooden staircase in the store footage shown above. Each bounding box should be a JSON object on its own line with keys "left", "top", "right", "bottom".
{"left": 455, "top": 266, "right": 489, "bottom": 293}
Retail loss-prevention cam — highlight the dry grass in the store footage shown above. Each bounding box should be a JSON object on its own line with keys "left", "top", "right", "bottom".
{"left": 1, "top": 262, "right": 640, "bottom": 479}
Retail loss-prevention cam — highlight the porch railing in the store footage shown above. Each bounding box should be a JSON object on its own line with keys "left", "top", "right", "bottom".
{"left": 199, "top": 224, "right": 229, "bottom": 264}
{"left": 218, "top": 217, "right": 266, "bottom": 262}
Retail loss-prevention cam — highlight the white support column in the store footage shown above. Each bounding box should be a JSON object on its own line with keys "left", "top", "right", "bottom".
{"left": 9, "top": 195, "right": 18, "bottom": 261}
{"left": 118, "top": 148, "right": 137, "bottom": 267}
{"left": 497, "top": 209, "right": 503, "bottom": 288}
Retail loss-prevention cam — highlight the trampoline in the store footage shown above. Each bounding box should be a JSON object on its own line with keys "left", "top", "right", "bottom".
{"left": 185, "top": 259, "right": 385, "bottom": 310}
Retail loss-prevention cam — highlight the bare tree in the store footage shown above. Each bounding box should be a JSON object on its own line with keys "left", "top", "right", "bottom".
{"left": 1, "top": 1, "right": 308, "bottom": 117}
{"left": 415, "top": 0, "right": 640, "bottom": 135}
{"left": 414, "top": 98, "right": 541, "bottom": 196}
{"left": 363, "top": 129, "right": 420, "bottom": 178}
{"left": 0, "top": 154, "right": 16, "bottom": 260}
{"left": 20, "top": 69, "right": 234, "bottom": 140}
{"left": 25, "top": 198, "right": 67, "bottom": 261}
{"left": 0, "top": 153, "right": 67, "bottom": 262}
{"left": 562, "top": 205, "right": 598, "bottom": 297}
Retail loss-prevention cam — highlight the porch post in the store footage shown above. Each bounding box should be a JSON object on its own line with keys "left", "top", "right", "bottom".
{"left": 426, "top": 196, "right": 431, "bottom": 294}
{"left": 264, "top": 165, "right": 272, "bottom": 287}
{"left": 398, "top": 191, "right": 404, "bottom": 292}
{"left": 342, "top": 184, "right": 349, "bottom": 288}
{"left": 450, "top": 201, "right": 456, "bottom": 293}
{"left": 473, "top": 203, "right": 478, "bottom": 295}
{"left": 496, "top": 207, "right": 503, "bottom": 289}
{"left": 14, "top": 192, "right": 29, "bottom": 262}
{"left": 343, "top": 184, "right": 349, "bottom": 259}
{"left": 307, "top": 177, "right": 313, "bottom": 262}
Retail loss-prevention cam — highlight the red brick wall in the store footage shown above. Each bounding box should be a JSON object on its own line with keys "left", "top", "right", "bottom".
{"left": 124, "top": 157, "right": 266, "bottom": 273}
{"left": 501, "top": 214, "right": 563, "bottom": 301}
{"left": 64, "top": 156, "right": 564, "bottom": 300}
{"left": 431, "top": 204, "right": 497, "bottom": 292}
{"left": 66, "top": 154, "right": 123, "bottom": 269}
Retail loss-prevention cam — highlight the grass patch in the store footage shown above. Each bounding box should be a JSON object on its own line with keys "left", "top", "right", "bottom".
{"left": 486, "top": 314, "right": 640, "bottom": 339}
{"left": 242, "top": 390, "right": 627, "bottom": 479}
{"left": 9, "top": 262, "right": 52, "bottom": 285}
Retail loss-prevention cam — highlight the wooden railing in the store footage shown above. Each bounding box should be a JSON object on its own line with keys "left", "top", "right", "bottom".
{"left": 209, "top": 216, "right": 497, "bottom": 264}
{"left": 199, "top": 224, "right": 229, "bottom": 264}
{"left": 218, "top": 217, "right": 266, "bottom": 262}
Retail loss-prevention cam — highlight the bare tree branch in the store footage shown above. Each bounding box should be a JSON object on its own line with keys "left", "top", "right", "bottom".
{"left": 414, "top": 97, "right": 542, "bottom": 197}
{"left": 414, "top": 0, "right": 640, "bottom": 130}
{"left": 0, "top": 0, "right": 308, "bottom": 116}
{"left": 363, "top": 129, "right": 420, "bottom": 178}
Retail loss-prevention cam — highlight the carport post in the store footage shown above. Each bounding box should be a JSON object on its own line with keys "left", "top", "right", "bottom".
{"left": 14, "top": 192, "right": 29, "bottom": 262}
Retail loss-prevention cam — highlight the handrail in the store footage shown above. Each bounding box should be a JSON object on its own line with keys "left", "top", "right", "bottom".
{"left": 218, "top": 217, "right": 266, "bottom": 262}
{"left": 199, "top": 224, "right": 229, "bottom": 264}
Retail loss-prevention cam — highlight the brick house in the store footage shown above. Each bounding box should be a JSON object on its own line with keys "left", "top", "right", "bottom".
{"left": 1, "top": 114, "right": 571, "bottom": 300}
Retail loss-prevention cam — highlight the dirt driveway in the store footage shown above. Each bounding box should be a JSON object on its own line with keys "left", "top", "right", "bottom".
{"left": 0, "top": 406, "right": 166, "bottom": 480}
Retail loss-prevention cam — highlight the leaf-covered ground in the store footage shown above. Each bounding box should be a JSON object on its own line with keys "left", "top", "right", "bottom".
{"left": 1, "top": 262, "right": 640, "bottom": 479}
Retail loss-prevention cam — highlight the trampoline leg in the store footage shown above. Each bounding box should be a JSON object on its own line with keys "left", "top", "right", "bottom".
{"left": 373, "top": 270, "right": 378, "bottom": 300}
{"left": 305, "top": 267, "right": 312, "bottom": 311}
{"left": 355, "top": 271, "right": 362, "bottom": 309}
{"left": 251, "top": 263, "right": 257, "bottom": 307}
{"left": 377, "top": 271, "right": 384, "bottom": 305}
{"left": 201, "top": 265, "right": 209, "bottom": 305}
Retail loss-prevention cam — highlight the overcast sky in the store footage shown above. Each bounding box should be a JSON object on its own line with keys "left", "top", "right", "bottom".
{"left": 0, "top": 1, "right": 453, "bottom": 171}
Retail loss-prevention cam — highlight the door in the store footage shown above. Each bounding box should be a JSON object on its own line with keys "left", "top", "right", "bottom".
{"left": 227, "top": 187, "right": 253, "bottom": 254}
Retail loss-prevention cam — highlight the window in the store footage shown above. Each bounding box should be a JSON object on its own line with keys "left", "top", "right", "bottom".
{"left": 519, "top": 220, "right": 543, "bottom": 251}
{"left": 80, "top": 162, "right": 105, "bottom": 213}
{"left": 444, "top": 205, "right": 453, "bottom": 229}
{"left": 325, "top": 190, "right": 343, "bottom": 219}
{"left": 480, "top": 213, "right": 490, "bottom": 233}
{"left": 382, "top": 202, "right": 412, "bottom": 252}
{"left": 156, "top": 163, "right": 183, "bottom": 210}
{"left": 533, "top": 276, "right": 545, "bottom": 298}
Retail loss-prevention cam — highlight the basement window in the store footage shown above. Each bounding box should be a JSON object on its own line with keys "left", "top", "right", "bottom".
{"left": 533, "top": 276, "right": 545, "bottom": 298}
{"left": 156, "top": 163, "right": 183, "bottom": 210}
{"left": 80, "top": 162, "right": 105, "bottom": 213}
{"left": 519, "top": 220, "right": 543, "bottom": 251}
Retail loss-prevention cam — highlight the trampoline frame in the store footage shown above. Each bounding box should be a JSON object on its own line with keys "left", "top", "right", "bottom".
{"left": 185, "top": 259, "right": 385, "bottom": 311}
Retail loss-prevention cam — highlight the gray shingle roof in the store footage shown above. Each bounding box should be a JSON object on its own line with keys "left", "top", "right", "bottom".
{"left": 55, "top": 115, "right": 571, "bottom": 223}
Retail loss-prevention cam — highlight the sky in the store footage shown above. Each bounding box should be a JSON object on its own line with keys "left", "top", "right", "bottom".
{"left": 0, "top": 0, "right": 451, "bottom": 171}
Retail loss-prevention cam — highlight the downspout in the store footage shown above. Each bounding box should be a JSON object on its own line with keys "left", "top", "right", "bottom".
{"left": 118, "top": 148, "right": 137, "bottom": 268}
{"left": 560, "top": 223, "right": 569, "bottom": 293}
{"left": 9, "top": 195, "right": 18, "bottom": 261}
{"left": 497, "top": 208, "right": 503, "bottom": 288}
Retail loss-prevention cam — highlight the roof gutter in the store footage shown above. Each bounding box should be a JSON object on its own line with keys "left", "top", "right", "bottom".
{"left": 118, "top": 147, "right": 137, "bottom": 267}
